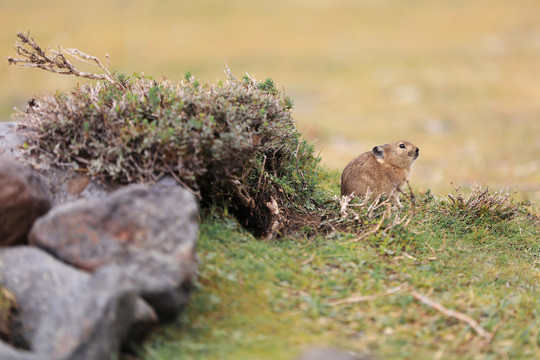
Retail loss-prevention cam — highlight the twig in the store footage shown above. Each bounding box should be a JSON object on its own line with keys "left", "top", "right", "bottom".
{"left": 169, "top": 171, "right": 201, "bottom": 200}
{"left": 7, "top": 31, "right": 122, "bottom": 88}
{"left": 301, "top": 254, "right": 315, "bottom": 266}
{"left": 327, "top": 284, "right": 405, "bottom": 306}
{"left": 411, "top": 291, "right": 492, "bottom": 340}
{"left": 223, "top": 60, "right": 238, "bottom": 82}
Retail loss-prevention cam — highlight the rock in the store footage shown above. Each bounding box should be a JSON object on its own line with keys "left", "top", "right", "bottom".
{"left": 0, "top": 158, "right": 51, "bottom": 246}
{"left": 0, "top": 246, "right": 156, "bottom": 360}
{"left": 29, "top": 184, "right": 199, "bottom": 320}
{"left": 0, "top": 122, "right": 26, "bottom": 161}
{"left": 296, "top": 348, "right": 374, "bottom": 360}
{"left": 0, "top": 122, "right": 111, "bottom": 206}
{"left": 0, "top": 341, "right": 49, "bottom": 360}
{"left": 39, "top": 170, "right": 111, "bottom": 206}
{"left": 124, "top": 297, "right": 158, "bottom": 352}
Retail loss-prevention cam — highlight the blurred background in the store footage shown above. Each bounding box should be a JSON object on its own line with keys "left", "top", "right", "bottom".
{"left": 1, "top": 0, "right": 540, "bottom": 202}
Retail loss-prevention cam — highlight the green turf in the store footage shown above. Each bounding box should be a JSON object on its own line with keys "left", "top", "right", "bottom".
{"left": 135, "top": 173, "right": 540, "bottom": 360}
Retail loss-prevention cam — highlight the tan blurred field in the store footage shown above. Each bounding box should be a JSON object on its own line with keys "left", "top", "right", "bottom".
{"left": 1, "top": 0, "right": 540, "bottom": 202}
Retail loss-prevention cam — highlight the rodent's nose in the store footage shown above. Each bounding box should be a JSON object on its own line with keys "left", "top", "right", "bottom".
{"left": 414, "top": 147, "right": 419, "bottom": 158}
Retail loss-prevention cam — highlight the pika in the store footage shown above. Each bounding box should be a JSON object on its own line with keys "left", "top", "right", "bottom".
{"left": 341, "top": 140, "right": 419, "bottom": 205}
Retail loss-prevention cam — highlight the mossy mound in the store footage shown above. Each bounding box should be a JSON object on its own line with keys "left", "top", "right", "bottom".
{"left": 16, "top": 72, "right": 322, "bottom": 237}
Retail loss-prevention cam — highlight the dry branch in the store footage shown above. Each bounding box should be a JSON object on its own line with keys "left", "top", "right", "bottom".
{"left": 327, "top": 285, "right": 405, "bottom": 306}
{"left": 411, "top": 291, "right": 492, "bottom": 340}
{"left": 7, "top": 31, "right": 121, "bottom": 87}
{"left": 327, "top": 285, "right": 493, "bottom": 342}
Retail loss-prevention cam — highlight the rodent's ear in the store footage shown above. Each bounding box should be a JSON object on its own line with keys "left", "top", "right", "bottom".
{"left": 372, "top": 145, "right": 384, "bottom": 159}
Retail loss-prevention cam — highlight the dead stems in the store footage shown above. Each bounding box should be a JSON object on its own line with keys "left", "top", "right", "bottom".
{"left": 339, "top": 181, "right": 417, "bottom": 242}
{"left": 7, "top": 31, "right": 122, "bottom": 87}
{"left": 352, "top": 201, "right": 392, "bottom": 242}
{"left": 328, "top": 283, "right": 493, "bottom": 342}
{"left": 411, "top": 291, "right": 493, "bottom": 340}
{"left": 327, "top": 284, "right": 406, "bottom": 306}
{"left": 447, "top": 182, "right": 519, "bottom": 219}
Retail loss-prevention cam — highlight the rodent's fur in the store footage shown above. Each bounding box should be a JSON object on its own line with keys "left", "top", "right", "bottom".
{"left": 341, "top": 140, "right": 419, "bottom": 204}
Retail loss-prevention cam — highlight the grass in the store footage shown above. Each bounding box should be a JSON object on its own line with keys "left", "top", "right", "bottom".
{"left": 134, "top": 171, "right": 540, "bottom": 360}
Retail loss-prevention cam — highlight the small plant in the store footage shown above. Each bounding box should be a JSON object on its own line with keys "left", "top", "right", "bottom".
{"left": 257, "top": 78, "right": 278, "bottom": 94}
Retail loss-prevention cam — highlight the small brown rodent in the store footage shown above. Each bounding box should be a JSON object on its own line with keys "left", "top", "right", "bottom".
{"left": 341, "top": 140, "right": 419, "bottom": 205}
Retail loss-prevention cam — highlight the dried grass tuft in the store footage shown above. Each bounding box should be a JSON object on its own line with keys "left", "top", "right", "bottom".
{"left": 314, "top": 182, "right": 417, "bottom": 240}
{"left": 446, "top": 183, "right": 522, "bottom": 221}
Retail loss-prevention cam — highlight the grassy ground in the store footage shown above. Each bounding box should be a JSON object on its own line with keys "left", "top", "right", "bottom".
{"left": 135, "top": 170, "right": 540, "bottom": 360}
{"left": 2, "top": 0, "right": 540, "bottom": 201}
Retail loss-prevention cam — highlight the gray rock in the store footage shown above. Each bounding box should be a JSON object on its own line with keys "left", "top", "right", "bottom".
{"left": 0, "top": 341, "right": 49, "bottom": 360}
{"left": 29, "top": 184, "right": 199, "bottom": 320}
{"left": 0, "top": 158, "right": 51, "bottom": 246}
{"left": 0, "top": 121, "right": 111, "bottom": 206}
{"left": 38, "top": 168, "right": 111, "bottom": 206}
{"left": 0, "top": 246, "right": 156, "bottom": 360}
{"left": 296, "top": 347, "right": 374, "bottom": 360}
{"left": 0, "top": 122, "right": 26, "bottom": 161}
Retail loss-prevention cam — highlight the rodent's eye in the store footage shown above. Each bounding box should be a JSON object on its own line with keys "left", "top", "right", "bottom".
{"left": 399, "top": 143, "right": 406, "bottom": 149}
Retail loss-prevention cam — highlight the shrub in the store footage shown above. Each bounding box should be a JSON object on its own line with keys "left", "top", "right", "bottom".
{"left": 10, "top": 33, "right": 321, "bottom": 238}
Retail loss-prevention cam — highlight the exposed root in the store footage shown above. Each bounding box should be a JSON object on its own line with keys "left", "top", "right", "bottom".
{"left": 265, "top": 196, "right": 283, "bottom": 240}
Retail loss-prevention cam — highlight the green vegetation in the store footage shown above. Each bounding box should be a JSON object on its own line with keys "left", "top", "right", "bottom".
{"left": 137, "top": 181, "right": 539, "bottom": 360}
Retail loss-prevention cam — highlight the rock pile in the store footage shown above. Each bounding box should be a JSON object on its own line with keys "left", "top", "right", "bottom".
{"left": 0, "top": 123, "right": 199, "bottom": 360}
